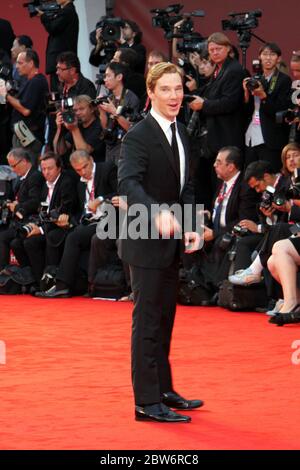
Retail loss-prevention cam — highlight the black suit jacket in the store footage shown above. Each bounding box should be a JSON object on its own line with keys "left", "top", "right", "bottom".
{"left": 77, "top": 161, "right": 118, "bottom": 216}
{"left": 15, "top": 168, "right": 44, "bottom": 218}
{"left": 202, "top": 57, "right": 246, "bottom": 154}
{"left": 118, "top": 113, "right": 195, "bottom": 269}
{"left": 41, "top": 3, "right": 79, "bottom": 74}
{"left": 246, "top": 70, "right": 292, "bottom": 150}
{"left": 212, "top": 172, "right": 260, "bottom": 238}
{"left": 40, "top": 170, "right": 78, "bottom": 215}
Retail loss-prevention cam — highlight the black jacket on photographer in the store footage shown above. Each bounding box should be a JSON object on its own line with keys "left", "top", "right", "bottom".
{"left": 0, "top": 167, "right": 43, "bottom": 269}
{"left": 41, "top": 1, "right": 78, "bottom": 88}
{"left": 11, "top": 73, "right": 49, "bottom": 145}
{"left": 245, "top": 70, "right": 292, "bottom": 171}
{"left": 102, "top": 89, "right": 140, "bottom": 165}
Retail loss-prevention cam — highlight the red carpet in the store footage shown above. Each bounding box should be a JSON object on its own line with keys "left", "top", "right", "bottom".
{"left": 1, "top": 295, "right": 300, "bottom": 450}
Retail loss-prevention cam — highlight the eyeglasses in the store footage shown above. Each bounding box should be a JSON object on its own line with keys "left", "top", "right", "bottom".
{"left": 56, "top": 66, "right": 72, "bottom": 72}
{"left": 260, "top": 51, "right": 278, "bottom": 58}
{"left": 9, "top": 160, "right": 23, "bottom": 169}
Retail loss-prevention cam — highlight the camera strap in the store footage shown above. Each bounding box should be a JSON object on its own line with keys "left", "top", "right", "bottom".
{"left": 266, "top": 68, "right": 279, "bottom": 95}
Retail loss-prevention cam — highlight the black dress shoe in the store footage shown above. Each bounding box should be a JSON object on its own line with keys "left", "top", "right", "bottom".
{"left": 35, "top": 285, "right": 71, "bottom": 298}
{"left": 269, "top": 304, "right": 300, "bottom": 326}
{"left": 135, "top": 403, "right": 191, "bottom": 423}
{"left": 162, "top": 391, "right": 204, "bottom": 410}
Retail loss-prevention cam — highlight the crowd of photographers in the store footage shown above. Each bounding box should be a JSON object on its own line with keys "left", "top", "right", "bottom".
{"left": 0, "top": 2, "right": 300, "bottom": 324}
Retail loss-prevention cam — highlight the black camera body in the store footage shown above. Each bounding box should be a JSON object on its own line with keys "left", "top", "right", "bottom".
{"left": 0, "top": 65, "right": 19, "bottom": 97}
{"left": 260, "top": 185, "right": 276, "bottom": 210}
{"left": 0, "top": 200, "right": 11, "bottom": 227}
{"left": 96, "top": 17, "right": 125, "bottom": 42}
{"left": 245, "top": 59, "right": 264, "bottom": 92}
{"left": 222, "top": 9, "right": 262, "bottom": 32}
{"left": 232, "top": 224, "right": 250, "bottom": 237}
{"left": 23, "top": 0, "right": 60, "bottom": 18}
{"left": 150, "top": 4, "right": 204, "bottom": 40}
{"left": 276, "top": 80, "right": 300, "bottom": 125}
{"left": 61, "top": 97, "right": 75, "bottom": 125}
{"left": 176, "top": 33, "right": 205, "bottom": 54}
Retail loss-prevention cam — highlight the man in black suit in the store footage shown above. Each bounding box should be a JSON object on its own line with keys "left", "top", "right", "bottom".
{"left": 244, "top": 42, "right": 291, "bottom": 172}
{"left": 0, "top": 148, "right": 43, "bottom": 270}
{"left": 11, "top": 151, "right": 78, "bottom": 284}
{"left": 36, "top": 149, "right": 117, "bottom": 297}
{"left": 118, "top": 62, "right": 202, "bottom": 423}
{"left": 37, "top": 0, "right": 79, "bottom": 92}
{"left": 197, "top": 146, "right": 260, "bottom": 291}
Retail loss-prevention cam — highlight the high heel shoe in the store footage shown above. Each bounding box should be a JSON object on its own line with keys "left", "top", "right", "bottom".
{"left": 269, "top": 304, "right": 300, "bottom": 326}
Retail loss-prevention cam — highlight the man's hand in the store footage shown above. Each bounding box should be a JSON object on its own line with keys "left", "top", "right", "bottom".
{"left": 155, "top": 210, "right": 181, "bottom": 238}
{"left": 35, "top": 8, "right": 44, "bottom": 17}
{"left": 184, "top": 231, "right": 201, "bottom": 253}
{"left": 99, "top": 97, "right": 117, "bottom": 116}
{"left": 203, "top": 225, "right": 214, "bottom": 242}
{"left": 88, "top": 199, "right": 101, "bottom": 214}
{"left": 55, "top": 214, "right": 70, "bottom": 228}
{"left": 238, "top": 219, "right": 259, "bottom": 233}
{"left": 189, "top": 95, "right": 204, "bottom": 111}
{"left": 272, "top": 200, "right": 291, "bottom": 213}
{"left": 260, "top": 206, "right": 275, "bottom": 218}
{"left": 252, "top": 82, "right": 267, "bottom": 101}
{"left": 26, "top": 223, "right": 42, "bottom": 237}
{"left": 7, "top": 201, "right": 18, "bottom": 213}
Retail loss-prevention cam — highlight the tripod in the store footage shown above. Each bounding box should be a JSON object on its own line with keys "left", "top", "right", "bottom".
{"left": 237, "top": 30, "right": 266, "bottom": 69}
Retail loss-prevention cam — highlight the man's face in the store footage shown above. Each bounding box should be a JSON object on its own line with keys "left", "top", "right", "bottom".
{"left": 122, "top": 23, "right": 135, "bottom": 42}
{"left": 74, "top": 101, "right": 94, "bottom": 125}
{"left": 214, "top": 151, "right": 232, "bottom": 180}
{"left": 71, "top": 157, "right": 94, "bottom": 180}
{"left": 16, "top": 52, "right": 32, "bottom": 77}
{"left": 247, "top": 176, "right": 268, "bottom": 193}
{"left": 56, "top": 61, "right": 73, "bottom": 83}
{"left": 104, "top": 67, "right": 120, "bottom": 91}
{"left": 41, "top": 158, "right": 61, "bottom": 183}
{"left": 11, "top": 39, "right": 25, "bottom": 61}
{"left": 259, "top": 48, "right": 280, "bottom": 73}
{"left": 208, "top": 42, "right": 230, "bottom": 65}
{"left": 285, "top": 149, "right": 300, "bottom": 173}
{"left": 290, "top": 61, "right": 300, "bottom": 80}
{"left": 147, "top": 54, "right": 162, "bottom": 71}
{"left": 7, "top": 155, "right": 28, "bottom": 177}
{"left": 148, "top": 72, "right": 183, "bottom": 121}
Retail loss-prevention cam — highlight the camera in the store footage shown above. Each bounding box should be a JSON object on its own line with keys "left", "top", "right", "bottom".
{"left": 286, "top": 168, "right": 300, "bottom": 199}
{"left": 92, "top": 96, "right": 110, "bottom": 106}
{"left": 61, "top": 97, "right": 75, "bottom": 124}
{"left": 276, "top": 80, "right": 300, "bottom": 125}
{"left": 101, "top": 105, "right": 139, "bottom": 144}
{"left": 0, "top": 65, "right": 19, "bottom": 98}
{"left": 245, "top": 59, "right": 264, "bottom": 92}
{"left": 150, "top": 4, "right": 205, "bottom": 40}
{"left": 96, "top": 17, "right": 125, "bottom": 42}
{"left": 0, "top": 200, "right": 11, "bottom": 227}
{"left": 260, "top": 185, "right": 276, "bottom": 210}
{"left": 232, "top": 224, "right": 250, "bottom": 236}
{"left": 222, "top": 10, "right": 262, "bottom": 32}
{"left": 176, "top": 33, "right": 205, "bottom": 54}
{"left": 23, "top": 0, "right": 60, "bottom": 18}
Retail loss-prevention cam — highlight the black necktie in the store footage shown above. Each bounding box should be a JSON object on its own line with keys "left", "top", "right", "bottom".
{"left": 170, "top": 122, "right": 181, "bottom": 178}
{"left": 213, "top": 183, "right": 227, "bottom": 231}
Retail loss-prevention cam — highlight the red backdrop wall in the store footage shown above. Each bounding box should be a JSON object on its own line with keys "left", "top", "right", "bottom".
{"left": 115, "top": 0, "right": 298, "bottom": 70}
{"left": 2, "top": 1, "right": 48, "bottom": 73}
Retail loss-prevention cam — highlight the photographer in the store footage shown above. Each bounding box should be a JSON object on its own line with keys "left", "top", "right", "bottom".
{"left": 36, "top": 149, "right": 118, "bottom": 298}
{"left": 0, "top": 148, "right": 43, "bottom": 271}
{"left": 288, "top": 50, "right": 300, "bottom": 144}
{"left": 190, "top": 146, "right": 259, "bottom": 297}
{"left": 37, "top": 0, "right": 79, "bottom": 92}
{"left": 188, "top": 33, "right": 246, "bottom": 198}
{"left": 112, "top": 47, "right": 146, "bottom": 102}
{"left": 244, "top": 43, "right": 292, "bottom": 172}
{"left": 119, "top": 20, "right": 146, "bottom": 75}
{"left": 228, "top": 160, "right": 290, "bottom": 289}
{"left": 10, "top": 151, "right": 78, "bottom": 285}
{"left": 98, "top": 61, "right": 140, "bottom": 165}
{"left": 56, "top": 51, "right": 96, "bottom": 99}
{"left": 0, "top": 49, "right": 49, "bottom": 166}
{"left": 53, "top": 94, "right": 105, "bottom": 164}
{"left": 10, "top": 35, "right": 33, "bottom": 89}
